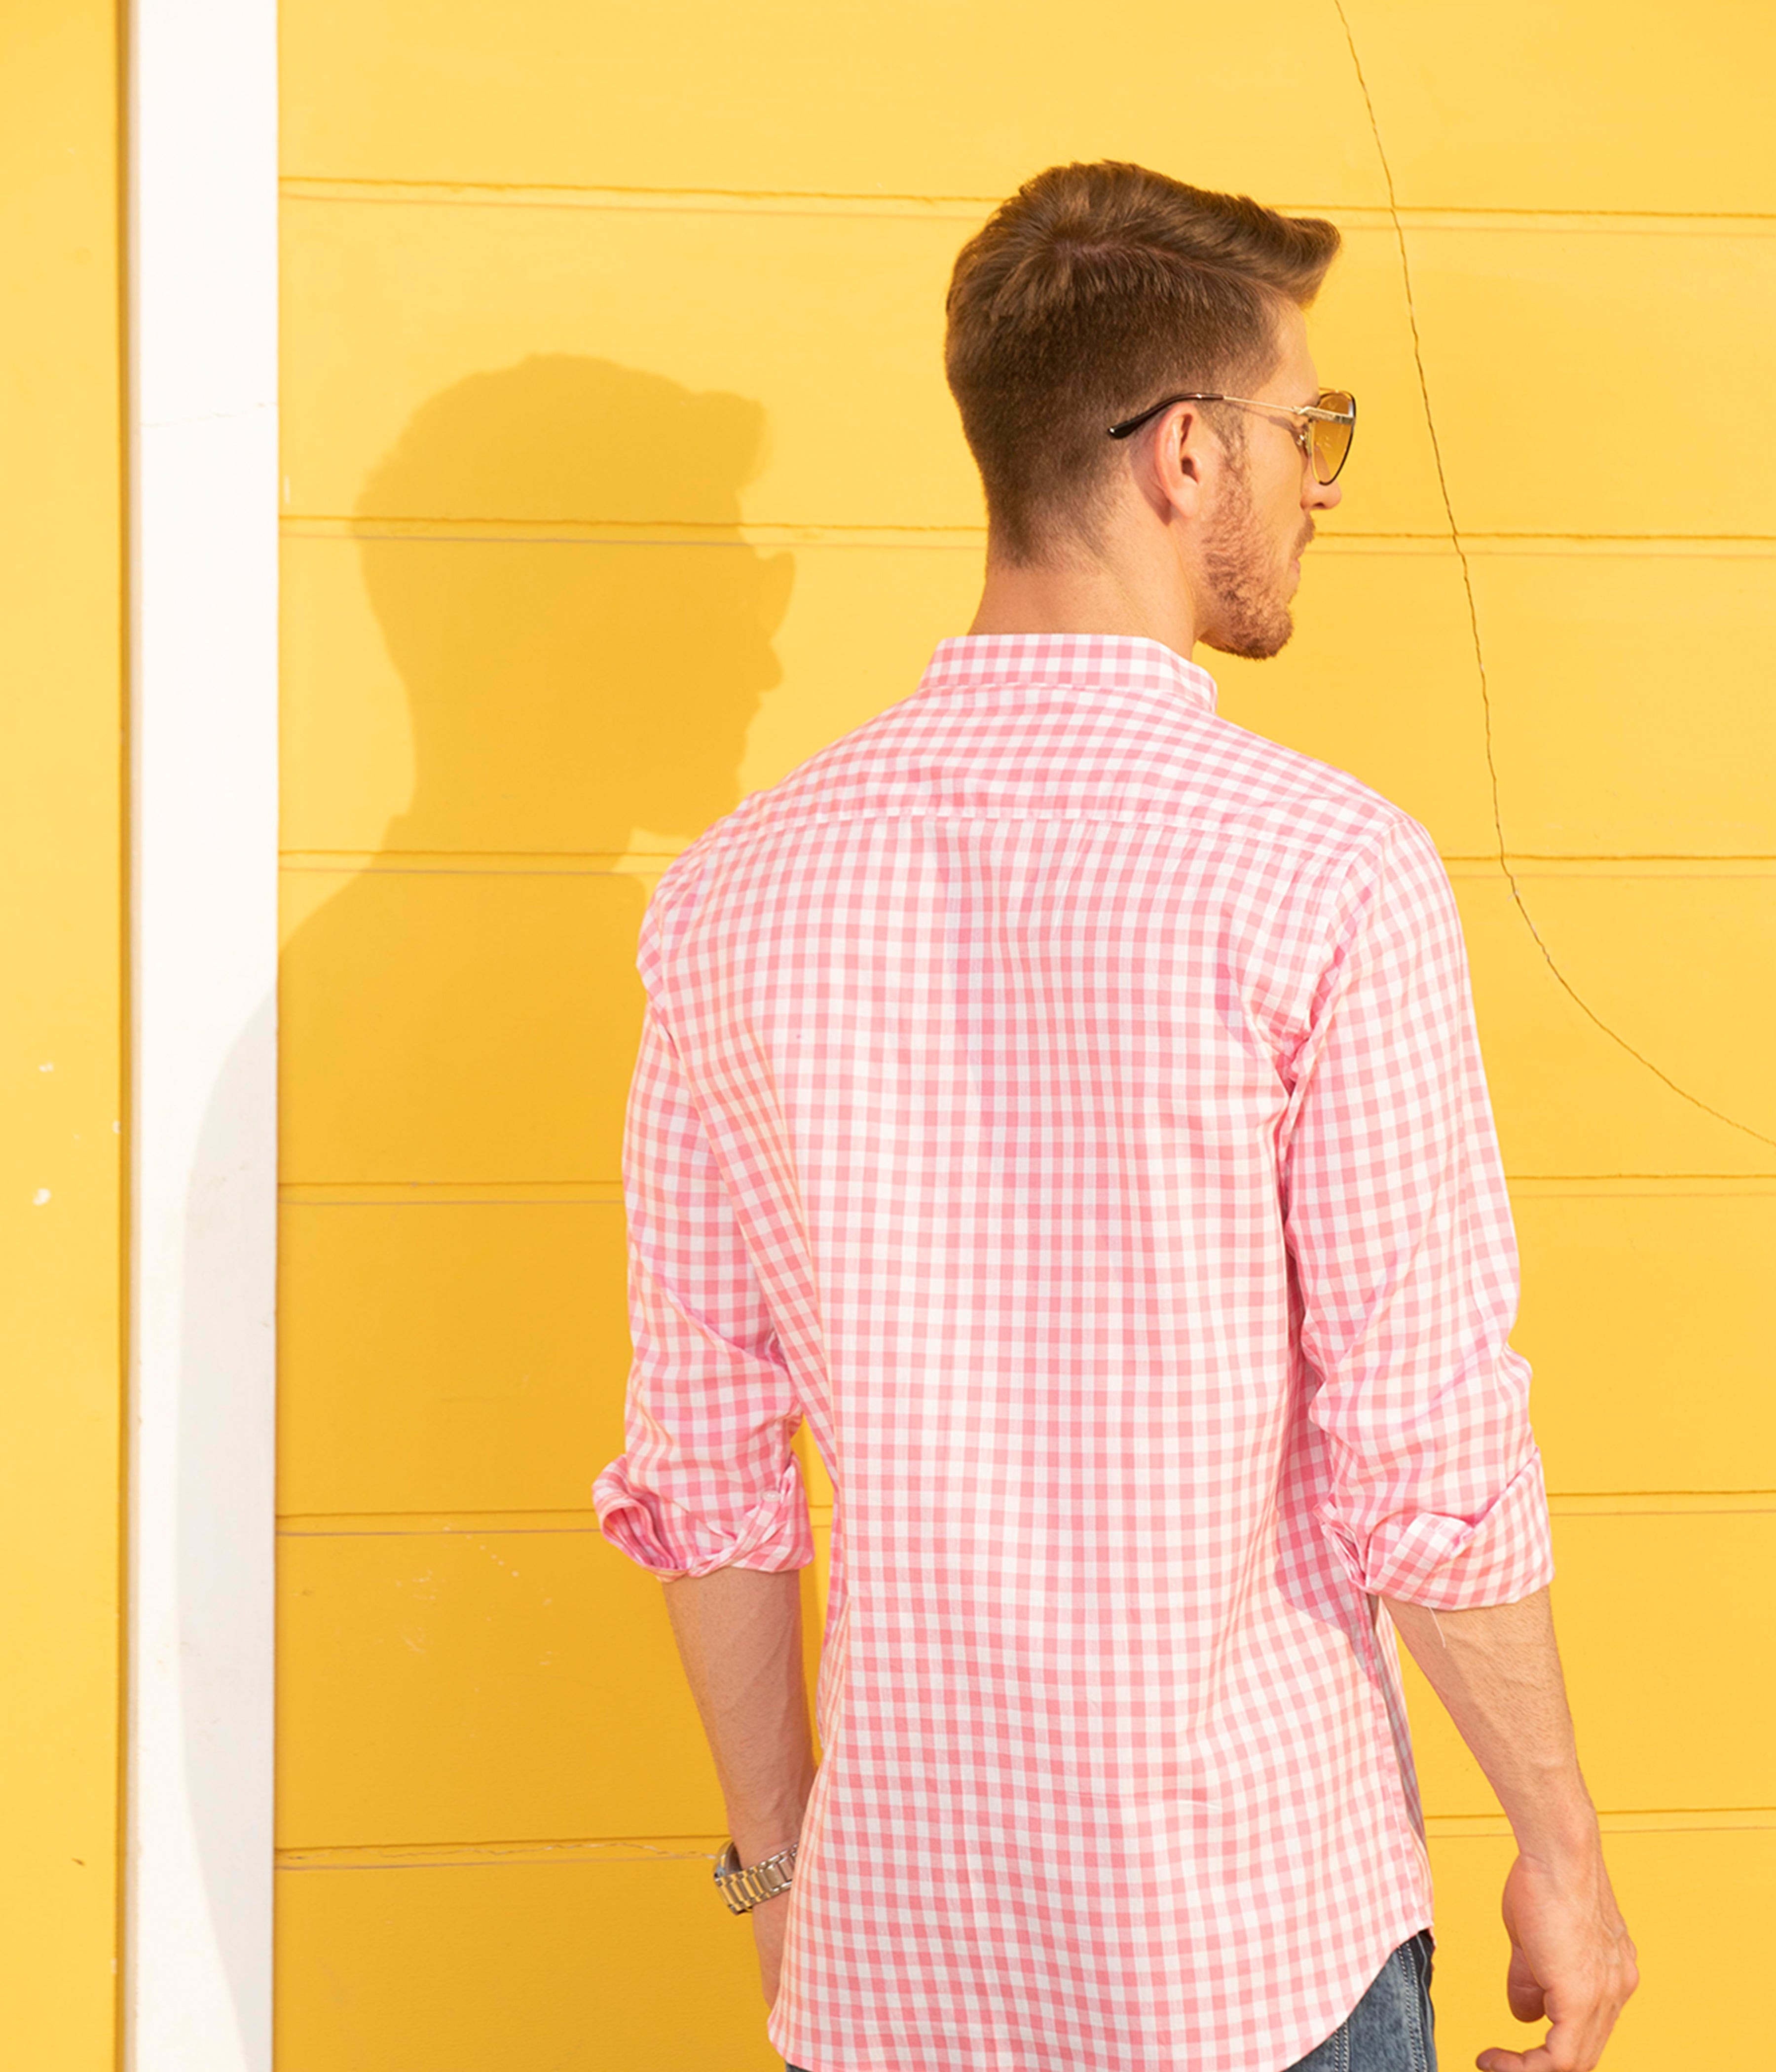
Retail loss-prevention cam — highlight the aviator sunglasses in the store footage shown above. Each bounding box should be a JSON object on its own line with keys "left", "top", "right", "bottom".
{"left": 1107, "top": 388, "right": 1357, "bottom": 485}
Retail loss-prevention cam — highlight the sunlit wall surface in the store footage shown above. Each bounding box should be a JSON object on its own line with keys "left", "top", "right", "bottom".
{"left": 274, "top": 5, "right": 1776, "bottom": 2067}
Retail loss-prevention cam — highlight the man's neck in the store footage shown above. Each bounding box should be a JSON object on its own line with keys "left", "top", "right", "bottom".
{"left": 965, "top": 541, "right": 1199, "bottom": 659}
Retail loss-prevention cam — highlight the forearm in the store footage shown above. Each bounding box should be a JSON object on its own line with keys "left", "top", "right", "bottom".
{"left": 661, "top": 1564, "right": 817, "bottom": 1862}
{"left": 1383, "top": 1585, "right": 1597, "bottom": 1860}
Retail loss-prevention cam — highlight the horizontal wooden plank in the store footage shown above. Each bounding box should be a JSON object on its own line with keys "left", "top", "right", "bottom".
{"left": 1425, "top": 1824, "right": 1775, "bottom": 2072}
{"left": 272, "top": 1817, "right": 1776, "bottom": 2070}
{"left": 278, "top": 530, "right": 957, "bottom": 858}
{"left": 279, "top": 860, "right": 1776, "bottom": 1185}
{"left": 280, "top": 869, "right": 646, "bottom": 1184}
{"left": 1455, "top": 872, "right": 1776, "bottom": 1177}
{"left": 277, "top": 1525, "right": 728, "bottom": 1847}
{"left": 280, "top": 197, "right": 1449, "bottom": 535}
{"left": 1407, "top": 221, "right": 1776, "bottom": 538}
{"left": 1403, "top": 1512, "right": 1776, "bottom": 1819}
{"left": 271, "top": 1813, "right": 1775, "bottom": 2072}
{"left": 280, "top": 0, "right": 1385, "bottom": 207}
{"left": 1471, "top": 550, "right": 1776, "bottom": 856}
{"left": 1493, "top": 872, "right": 1776, "bottom": 1154}
{"left": 1344, "top": 0, "right": 1776, "bottom": 216}
{"left": 280, "top": 1509, "right": 1768, "bottom": 1848}
{"left": 279, "top": 1201, "right": 630, "bottom": 1515}
{"left": 280, "top": 531, "right": 1502, "bottom": 859}
{"left": 278, "top": 1183, "right": 1772, "bottom": 1517}
{"left": 1515, "top": 1192, "right": 1776, "bottom": 1496}
{"left": 274, "top": 1847, "right": 781, "bottom": 2071}
{"left": 283, "top": 520, "right": 1776, "bottom": 866}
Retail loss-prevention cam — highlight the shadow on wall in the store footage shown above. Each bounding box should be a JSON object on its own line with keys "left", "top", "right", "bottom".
{"left": 183, "top": 358, "right": 791, "bottom": 2056}
{"left": 359, "top": 353, "right": 794, "bottom": 860}
{"left": 281, "top": 354, "right": 795, "bottom": 1175}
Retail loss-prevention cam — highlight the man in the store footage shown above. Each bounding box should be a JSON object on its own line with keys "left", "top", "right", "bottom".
{"left": 594, "top": 161, "right": 1637, "bottom": 2072}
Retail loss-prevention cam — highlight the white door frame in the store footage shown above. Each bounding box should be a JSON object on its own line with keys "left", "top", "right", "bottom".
{"left": 127, "top": 1, "right": 279, "bottom": 2065}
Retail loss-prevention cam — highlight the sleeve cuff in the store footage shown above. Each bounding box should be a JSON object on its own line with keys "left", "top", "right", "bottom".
{"left": 1315, "top": 1446, "right": 1555, "bottom": 1611}
{"left": 592, "top": 1449, "right": 814, "bottom": 1580}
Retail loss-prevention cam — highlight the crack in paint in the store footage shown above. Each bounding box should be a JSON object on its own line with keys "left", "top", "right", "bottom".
{"left": 1331, "top": 0, "right": 1776, "bottom": 1153}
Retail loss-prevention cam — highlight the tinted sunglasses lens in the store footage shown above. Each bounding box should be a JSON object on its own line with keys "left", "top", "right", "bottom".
{"left": 1313, "top": 393, "right": 1354, "bottom": 482}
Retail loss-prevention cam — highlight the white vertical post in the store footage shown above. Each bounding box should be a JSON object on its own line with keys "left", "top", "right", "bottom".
{"left": 127, "top": 1, "right": 278, "bottom": 2067}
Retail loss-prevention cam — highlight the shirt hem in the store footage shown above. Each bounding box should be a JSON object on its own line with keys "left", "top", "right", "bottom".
{"left": 767, "top": 1893, "right": 1438, "bottom": 2072}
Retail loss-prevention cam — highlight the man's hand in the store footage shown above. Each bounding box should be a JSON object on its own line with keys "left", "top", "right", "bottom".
{"left": 1381, "top": 1589, "right": 1637, "bottom": 2072}
{"left": 749, "top": 1888, "right": 791, "bottom": 2006}
{"left": 1475, "top": 1847, "right": 1638, "bottom": 2072}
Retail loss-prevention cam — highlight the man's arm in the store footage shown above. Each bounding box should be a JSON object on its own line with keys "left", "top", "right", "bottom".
{"left": 591, "top": 989, "right": 819, "bottom": 2005}
{"left": 1275, "top": 817, "right": 1635, "bottom": 2067}
{"left": 1383, "top": 1587, "right": 1637, "bottom": 2072}
{"left": 662, "top": 1566, "right": 815, "bottom": 2005}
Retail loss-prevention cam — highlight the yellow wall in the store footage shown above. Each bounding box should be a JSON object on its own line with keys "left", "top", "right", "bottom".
{"left": 0, "top": 4, "right": 126, "bottom": 2064}
{"left": 275, "top": 4, "right": 1775, "bottom": 2068}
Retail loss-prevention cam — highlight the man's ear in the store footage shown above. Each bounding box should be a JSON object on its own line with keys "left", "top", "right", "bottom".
{"left": 1149, "top": 402, "right": 1208, "bottom": 523}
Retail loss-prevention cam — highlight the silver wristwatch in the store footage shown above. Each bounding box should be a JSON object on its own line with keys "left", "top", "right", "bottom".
{"left": 714, "top": 1838, "right": 798, "bottom": 1916}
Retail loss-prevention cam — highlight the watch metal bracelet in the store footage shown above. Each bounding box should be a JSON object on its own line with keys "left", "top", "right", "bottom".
{"left": 714, "top": 1838, "right": 798, "bottom": 1916}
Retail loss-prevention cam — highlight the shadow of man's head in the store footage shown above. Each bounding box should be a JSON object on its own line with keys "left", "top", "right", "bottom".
{"left": 359, "top": 353, "right": 793, "bottom": 852}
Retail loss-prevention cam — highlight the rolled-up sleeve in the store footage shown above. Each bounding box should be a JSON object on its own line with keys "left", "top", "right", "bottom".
{"left": 1280, "top": 814, "right": 1554, "bottom": 1612}
{"left": 592, "top": 991, "right": 813, "bottom": 1581}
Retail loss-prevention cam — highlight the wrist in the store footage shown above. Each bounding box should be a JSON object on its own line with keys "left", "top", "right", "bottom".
{"left": 730, "top": 1797, "right": 810, "bottom": 1869}
{"left": 1511, "top": 1799, "right": 1602, "bottom": 1869}
{"left": 731, "top": 1827, "right": 804, "bottom": 1868}
{"left": 728, "top": 1774, "right": 814, "bottom": 1867}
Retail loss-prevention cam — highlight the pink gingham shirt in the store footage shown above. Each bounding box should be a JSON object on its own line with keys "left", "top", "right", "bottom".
{"left": 595, "top": 633, "right": 1553, "bottom": 2072}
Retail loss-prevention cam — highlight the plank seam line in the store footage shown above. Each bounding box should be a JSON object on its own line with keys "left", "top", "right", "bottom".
{"left": 281, "top": 858, "right": 1776, "bottom": 874}
{"left": 277, "top": 176, "right": 1776, "bottom": 228}
{"left": 276, "top": 1838, "right": 726, "bottom": 1870}
{"left": 275, "top": 1812, "right": 1776, "bottom": 1870}
{"left": 1332, "top": 0, "right": 1776, "bottom": 1155}
{"left": 1505, "top": 1172, "right": 1776, "bottom": 1181}
{"left": 273, "top": 1176, "right": 1776, "bottom": 1196}
{"left": 280, "top": 513, "right": 1776, "bottom": 549}
{"left": 278, "top": 849, "right": 1776, "bottom": 863}
{"left": 276, "top": 1187, "right": 624, "bottom": 1201}
{"left": 273, "top": 1494, "right": 1774, "bottom": 1535}
{"left": 1425, "top": 1810, "right": 1776, "bottom": 1836}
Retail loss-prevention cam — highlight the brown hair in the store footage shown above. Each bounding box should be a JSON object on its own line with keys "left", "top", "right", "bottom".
{"left": 945, "top": 161, "right": 1341, "bottom": 562}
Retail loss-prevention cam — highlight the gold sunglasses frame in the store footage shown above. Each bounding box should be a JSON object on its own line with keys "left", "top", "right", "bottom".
{"left": 1106, "top": 389, "right": 1357, "bottom": 484}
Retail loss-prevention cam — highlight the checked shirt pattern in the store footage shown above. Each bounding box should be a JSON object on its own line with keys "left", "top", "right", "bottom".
{"left": 596, "top": 633, "right": 1553, "bottom": 2072}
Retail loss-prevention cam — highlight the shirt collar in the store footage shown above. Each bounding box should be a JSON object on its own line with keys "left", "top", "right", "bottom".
{"left": 915, "top": 631, "right": 1219, "bottom": 717}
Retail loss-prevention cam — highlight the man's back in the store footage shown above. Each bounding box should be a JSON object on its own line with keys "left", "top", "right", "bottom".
{"left": 597, "top": 632, "right": 1551, "bottom": 2072}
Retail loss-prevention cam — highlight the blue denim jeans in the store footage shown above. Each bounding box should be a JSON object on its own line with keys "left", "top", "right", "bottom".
{"left": 1290, "top": 1929, "right": 1437, "bottom": 2071}
{"left": 784, "top": 1926, "right": 1436, "bottom": 2072}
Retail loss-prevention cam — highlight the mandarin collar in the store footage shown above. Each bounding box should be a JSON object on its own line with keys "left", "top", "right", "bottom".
{"left": 915, "top": 631, "right": 1218, "bottom": 717}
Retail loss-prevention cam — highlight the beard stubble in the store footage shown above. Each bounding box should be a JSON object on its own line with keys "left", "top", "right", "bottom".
{"left": 1197, "top": 458, "right": 1306, "bottom": 663}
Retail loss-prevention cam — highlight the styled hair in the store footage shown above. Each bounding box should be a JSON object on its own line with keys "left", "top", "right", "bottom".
{"left": 945, "top": 161, "right": 1341, "bottom": 562}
